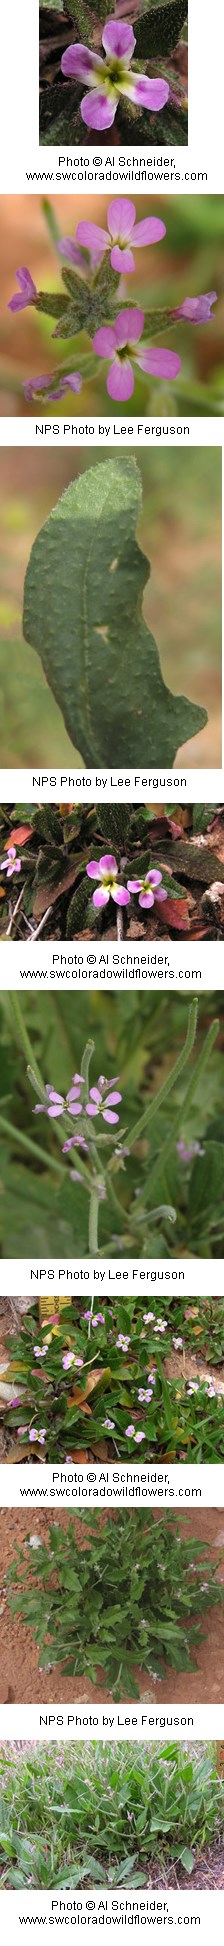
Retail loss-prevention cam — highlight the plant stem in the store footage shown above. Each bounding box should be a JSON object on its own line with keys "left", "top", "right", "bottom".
{"left": 128, "top": 999, "right": 199, "bottom": 1152}
{"left": 0, "top": 1114, "right": 64, "bottom": 1176}
{"left": 89, "top": 1186, "right": 100, "bottom": 1255}
{"left": 144, "top": 1015, "right": 220, "bottom": 1208}
{"left": 81, "top": 1039, "right": 94, "bottom": 1097}
{"left": 10, "top": 993, "right": 44, "bottom": 1092}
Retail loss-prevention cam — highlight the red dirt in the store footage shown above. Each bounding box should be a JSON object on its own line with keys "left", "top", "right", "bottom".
{"left": 1, "top": 1507, "right": 224, "bottom": 1706}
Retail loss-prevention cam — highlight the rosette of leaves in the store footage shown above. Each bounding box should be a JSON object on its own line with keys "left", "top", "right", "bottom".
{"left": 23, "top": 458, "right": 207, "bottom": 770}
{"left": 7, "top": 1507, "right": 223, "bottom": 1696}
{"left": 39, "top": 0, "right": 188, "bottom": 146}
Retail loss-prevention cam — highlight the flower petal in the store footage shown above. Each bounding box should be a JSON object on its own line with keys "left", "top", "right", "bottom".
{"left": 132, "top": 76, "right": 169, "bottom": 109}
{"left": 86, "top": 1102, "right": 99, "bottom": 1116}
{"left": 131, "top": 217, "right": 166, "bottom": 248}
{"left": 99, "top": 854, "right": 117, "bottom": 873}
{"left": 86, "top": 860, "right": 101, "bottom": 879}
{"left": 68, "top": 1101, "right": 83, "bottom": 1116}
{"left": 81, "top": 91, "right": 116, "bottom": 128}
{"left": 93, "top": 324, "right": 117, "bottom": 358}
{"left": 112, "top": 886, "right": 130, "bottom": 905}
{"left": 58, "top": 237, "right": 85, "bottom": 269}
{"left": 107, "top": 358, "right": 134, "bottom": 401}
{"left": 127, "top": 877, "right": 141, "bottom": 892}
{"left": 139, "top": 891, "right": 154, "bottom": 908}
{"left": 138, "top": 346, "right": 181, "bottom": 379}
{"left": 89, "top": 1087, "right": 102, "bottom": 1104}
{"left": 114, "top": 306, "right": 144, "bottom": 347}
{"left": 105, "top": 1092, "right": 122, "bottom": 1106}
{"left": 147, "top": 870, "right": 162, "bottom": 887}
{"left": 110, "top": 245, "right": 135, "bottom": 274}
{"left": 61, "top": 43, "right": 100, "bottom": 81}
{"left": 76, "top": 221, "right": 109, "bottom": 254}
{"left": 108, "top": 197, "right": 136, "bottom": 242}
{"left": 102, "top": 21, "right": 135, "bottom": 59}
{"left": 93, "top": 886, "right": 110, "bottom": 907}
{"left": 155, "top": 886, "right": 168, "bottom": 902}
{"left": 103, "top": 1108, "right": 119, "bottom": 1123}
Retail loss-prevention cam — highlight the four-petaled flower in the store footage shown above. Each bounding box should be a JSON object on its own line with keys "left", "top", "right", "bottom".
{"left": 8, "top": 267, "right": 37, "bottom": 312}
{"left": 127, "top": 867, "right": 167, "bottom": 909}
{"left": 173, "top": 292, "right": 217, "bottom": 324}
{"left": 177, "top": 1139, "right": 205, "bottom": 1163}
{"left": 86, "top": 852, "right": 130, "bottom": 909}
{"left": 61, "top": 21, "right": 169, "bottom": 131}
{"left": 173, "top": 1337, "right": 183, "bottom": 1350}
{"left": 76, "top": 198, "right": 166, "bottom": 275}
{"left": 103, "top": 1417, "right": 115, "bottom": 1430}
{"left": 29, "top": 1428, "right": 46, "bottom": 1444}
{"left": 93, "top": 309, "right": 181, "bottom": 401}
{"left": 23, "top": 372, "right": 82, "bottom": 402}
{"left": 86, "top": 1080, "right": 122, "bottom": 1124}
{"left": 0, "top": 846, "right": 21, "bottom": 879}
{"left": 34, "top": 1074, "right": 84, "bottom": 1120}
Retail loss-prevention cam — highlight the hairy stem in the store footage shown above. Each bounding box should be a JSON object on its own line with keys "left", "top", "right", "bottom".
{"left": 10, "top": 993, "right": 44, "bottom": 1092}
{"left": 89, "top": 1186, "right": 100, "bottom": 1256}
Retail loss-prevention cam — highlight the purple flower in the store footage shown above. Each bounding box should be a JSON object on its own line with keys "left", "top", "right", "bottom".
{"left": 61, "top": 22, "right": 169, "bottom": 131}
{"left": 187, "top": 1382, "right": 199, "bottom": 1396}
{"left": 172, "top": 292, "right": 217, "bottom": 324}
{"left": 29, "top": 1428, "right": 46, "bottom": 1444}
{"left": 135, "top": 1430, "right": 146, "bottom": 1443}
{"left": 93, "top": 309, "right": 181, "bottom": 401}
{"left": 138, "top": 1387, "right": 153, "bottom": 1402}
{"left": 86, "top": 853, "right": 130, "bottom": 910}
{"left": 173, "top": 1337, "right": 183, "bottom": 1350}
{"left": 92, "top": 1312, "right": 105, "bottom": 1326}
{"left": 34, "top": 1074, "right": 84, "bottom": 1122}
{"left": 62, "top": 1351, "right": 75, "bottom": 1371}
{"left": 143, "top": 1311, "right": 155, "bottom": 1323}
{"left": 8, "top": 267, "right": 37, "bottom": 312}
{"left": 116, "top": 1333, "right": 130, "bottom": 1349}
{"left": 86, "top": 1080, "right": 122, "bottom": 1125}
{"left": 125, "top": 1423, "right": 135, "bottom": 1436}
{"left": 76, "top": 198, "right": 166, "bottom": 275}
{"left": 127, "top": 867, "right": 167, "bottom": 910}
{"left": 0, "top": 845, "right": 21, "bottom": 880}
{"left": 23, "top": 371, "right": 82, "bottom": 403}
{"left": 177, "top": 1139, "right": 205, "bottom": 1163}
{"left": 103, "top": 1417, "right": 115, "bottom": 1430}
{"left": 153, "top": 1319, "right": 167, "bottom": 1335}
{"left": 34, "top": 1344, "right": 48, "bottom": 1358}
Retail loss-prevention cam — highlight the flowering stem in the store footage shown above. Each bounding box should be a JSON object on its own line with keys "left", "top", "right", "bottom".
{"left": 81, "top": 1039, "right": 94, "bottom": 1097}
{"left": 128, "top": 998, "right": 199, "bottom": 1152}
{"left": 136, "top": 1016, "right": 220, "bottom": 1212}
{"left": 89, "top": 1186, "right": 100, "bottom": 1256}
{"left": 10, "top": 993, "right": 44, "bottom": 1092}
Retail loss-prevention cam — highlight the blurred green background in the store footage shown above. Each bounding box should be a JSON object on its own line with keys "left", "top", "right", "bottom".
{"left": 1, "top": 193, "right": 224, "bottom": 416}
{"left": 0, "top": 444, "right": 221, "bottom": 767}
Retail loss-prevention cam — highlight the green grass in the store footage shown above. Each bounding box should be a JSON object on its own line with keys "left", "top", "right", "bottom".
{"left": 0, "top": 1742, "right": 223, "bottom": 1888}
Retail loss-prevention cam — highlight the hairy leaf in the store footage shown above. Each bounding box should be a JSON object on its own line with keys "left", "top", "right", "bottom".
{"left": 23, "top": 458, "right": 207, "bottom": 768}
{"left": 135, "top": 0, "right": 188, "bottom": 59}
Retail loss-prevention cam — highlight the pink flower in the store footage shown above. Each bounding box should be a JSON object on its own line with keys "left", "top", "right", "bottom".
{"left": 76, "top": 198, "right": 166, "bottom": 275}
{"left": 34, "top": 1074, "right": 84, "bottom": 1121}
{"left": 125, "top": 1423, "right": 135, "bottom": 1436}
{"left": 61, "top": 22, "right": 169, "bottom": 131}
{"left": 103, "top": 1417, "right": 115, "bottom": 1429}
{"left": 86, "top": 1080, "right": 122, "bottom": 1125}
{"left": 127, "top": 867, "right": 167, "bottom": 909}
{"left": 34, "top": 1344, "right": 48, "bottom": 1358}
{"left": 8, "top": 267, "right": 37, "bottom": 312}
{"left": 23, "top": 372, "right": 82, "bottom": 402}
{"left": 92, "top": 1312, "right": 105, "bottom": 1326}
{"left": 93, "top": 309, "right": 181, "bottom": 401}
{"left": 177, "top": 1139, "right": 205, "bottom": 1163}
{"left": 135, "top": 1430, "right": 146, "bottom": 1443}
{"left": 138, "top": 1388, "right": 153, "bottom": 1402}
{"left": 143, "top": 1311, "right": 155, "bottom": 1323}
{"left": 173, "top": 1337, "right": 183, "bottom": 1350}
{"left": 0, "top": 846, "right": 21, "bottom": 879}
{"left": 86, "top": 853, "right": 130, "bottom": 910}
{"left": 153, "top": 1319, "right": 167, "bottom": 1335}
{"left": 62, "top": 1351, "right": 75, "bottom": 1370}
{"left": 29, "top": 1428, "right": 46, "bottom": 1444}
{"left": 172, "top": 292, "right": 217, "bottom": 324}
{"left": 116, "top": 1333, "right": 130, "bottom": 1349}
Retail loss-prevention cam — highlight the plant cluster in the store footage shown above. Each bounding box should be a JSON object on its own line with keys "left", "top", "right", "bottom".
{"left": 1, "top": 802, "right": 224, "bottom": 942}
{"left": 3, "top": 1296, "right": 224, "bottom": 1464}
{"left": 0, "top": 1740, "right": 223, "bottom": 1888}
{"left": 6, "top": 1510, "right": 224, "bottom": 1696}
{"left": 40, "top": 1, "right": 188, "bottom": 148}
{"left": 0, "top": 991, "right": 223, "bottom": 1259}
{"left": 9, "top": 195, "right": 217, "bottom": 416}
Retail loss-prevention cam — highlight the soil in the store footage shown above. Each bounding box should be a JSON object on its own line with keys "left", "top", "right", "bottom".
{"left": 1, "top": 1507, "right": 224, "bottom": 1706}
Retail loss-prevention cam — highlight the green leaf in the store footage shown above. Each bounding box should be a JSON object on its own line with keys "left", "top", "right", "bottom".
{"left": 135, "top": 0, "right": 188, "bottom": 59}
{"left": 23, "top": 458, "right": 207, "bottom": 768}
{"left": 179, "top": 1846, "right": 195, "bottom": 1874}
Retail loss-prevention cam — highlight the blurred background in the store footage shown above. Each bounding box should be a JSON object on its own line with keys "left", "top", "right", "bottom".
{"left": 0, "top": 444, "right": 221, "bottom": 767}
{"left": 0, "top": 193, "right": 224, "bottom": 416}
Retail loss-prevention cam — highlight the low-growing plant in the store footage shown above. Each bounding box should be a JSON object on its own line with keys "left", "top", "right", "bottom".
{"left": 0, "top": 1740, "right": 223, "bottom": 1888}
{"left": 3, "top": 1296, "right": 224, "bottom": 1463}
{"left": 1, "top": 801, "right": 224, "bottom": 943}
{"left": 6, "top": 1510, "right": 224, "bottom": 1697}
{"left": 40, "top": 0, "right": 188, "bottom": 148}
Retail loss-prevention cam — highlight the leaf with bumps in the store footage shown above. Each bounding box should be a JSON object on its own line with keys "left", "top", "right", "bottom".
{"left": 135, "top": 0, "right": 188, "bottom": 59}
{"left": 23, "top": 458, "right": 207, "bottom": 769}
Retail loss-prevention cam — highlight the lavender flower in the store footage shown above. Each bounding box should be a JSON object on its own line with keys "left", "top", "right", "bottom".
{"left": 8, "top": 268, "right": 37, "bottom": 312}
{"left": 86, "top": 1079, "right": 122, "bottom": 1125}
{"left": 153, "top": 1318, "right": 167, "bottom": 1335}
{"left": 76, "top": 199, "right": 166, "bottom": 275}
{"left": 86, "top": 853, "right": 130, "bottom": 909}
{"left": 34, "top": 1074, "right": 84, "bottom": 1121}
{"left": 93, "top": 309, "right": 181, "bottom": 402}
{"left": 177, "top": 1139, "right": 205, "bottom": 1163}
{"left": 172, "top": 292, "right": 217, "bottom": 324}
{"left": 127, "top": 867, "right": 167, "bottom": 909}
{"left": 116, "top": 1333, "right": 131, "bottom": 1350}
{"left": 29, "top": 1428, "right": 46, "bottom": 1445}
{"left": 23, "top": 372, "right": 82, "bottom": 403}
{"left": 173, "top": 1336, "right": 183, "bottom": 1350}
{"left": 103, "top": 1417, "right": 115, "bottom": 1430}
{"left": 125, "top": 1423, "right": 135, "bottom": 1436}
{"left": 33, "top": 1344, "right": 48, "bottom": 1359}
{"left": 61, "top": 22, "right": 169, "bottom": 131}
{"left": 134, "top": 1430, "right": 145, "bottom": 1443}
{"left": 62, "top": 1351, "right": 76, "bottom": 1371}
{"left": 0, "top": 845, "right": 21, "bottom": 879}
{"left": 138, "top": 1387, "right": 153, "bottom": 1402}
